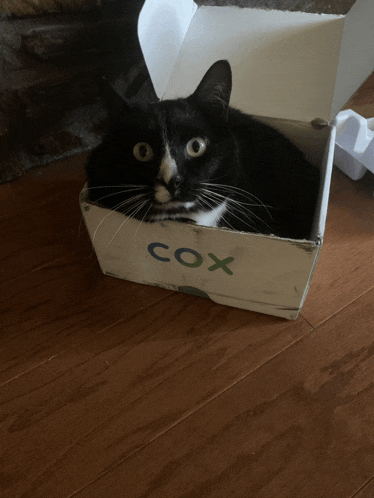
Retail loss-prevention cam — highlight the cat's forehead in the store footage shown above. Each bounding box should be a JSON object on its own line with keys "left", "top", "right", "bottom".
{"left": 151, "top": 100, "right": 207, "bottom": 132}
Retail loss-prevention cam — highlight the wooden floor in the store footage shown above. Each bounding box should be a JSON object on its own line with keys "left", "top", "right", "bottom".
{"left": 2, "top": 74, "right": 374, "bottom": 498}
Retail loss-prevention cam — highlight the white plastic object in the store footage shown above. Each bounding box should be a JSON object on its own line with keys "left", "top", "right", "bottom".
{"left": 333, "top": 109, "right": 374, "bottom": 181}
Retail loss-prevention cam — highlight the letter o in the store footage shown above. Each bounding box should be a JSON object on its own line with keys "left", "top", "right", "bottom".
{"left": 174, "top": 248, "right": 203, "bottom": 268}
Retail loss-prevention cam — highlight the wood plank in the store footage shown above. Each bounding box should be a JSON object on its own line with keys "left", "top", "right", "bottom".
{"left": 1, "top": 294, "right": 310, "bottom": 498}
{"left": 1, "top": 154, "right": 89, "bottom": 216}
{"left": 301, "top": 168, "right": 374, "bottom": 327}
{"left": 65, "top": 287, "right": 374, "bottom": 498}
{"left": 0, "top": 252, "right": 171, "bottom": 384}
{"left": 0, "top": 154, "right": 90, "bottom": 284}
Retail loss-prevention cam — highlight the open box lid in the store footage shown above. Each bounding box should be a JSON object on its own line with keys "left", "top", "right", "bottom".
{"left": 138, "top": 0, "right": 374, "bottom": 123}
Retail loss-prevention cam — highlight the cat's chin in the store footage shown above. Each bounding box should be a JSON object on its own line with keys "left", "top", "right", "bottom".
{"left": 147, "top": 199, "right": 198, "bottom": 223}
{"left": 153, "top": 200, "right": 196, "bottom": 211}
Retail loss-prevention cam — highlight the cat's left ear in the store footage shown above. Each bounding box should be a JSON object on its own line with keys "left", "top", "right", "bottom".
{"left": 101, "top": 61, "right": 159, "bottom": 118}
{"left": 100, "top": 77, "right": 129, "bottom": 119}
{"left": 189, "top": 60, "right": 232, "bottom": 113}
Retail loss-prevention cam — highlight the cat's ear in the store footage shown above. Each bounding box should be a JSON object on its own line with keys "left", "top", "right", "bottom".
{"left": 119, "top": 61, "right": 159, "bottom": 105}
{"left": 101, "top": 61, "right": 159, "bottom": 118}
{"left": 100, "top": 77, "right": 129, "bottom": 119}
{"left": 190, "top": 60, "right": 232, "bottom": 111}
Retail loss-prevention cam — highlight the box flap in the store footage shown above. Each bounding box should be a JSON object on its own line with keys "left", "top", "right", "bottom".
{"left": 138, "top": 1, "right": 374, "bottom": 122}
{"left": 138, "top": 0, "right": 197, "bottom": 99}
{"left": 330, "top": 0, "right": 374, "bottom": 120}
{"left": 312, "top": 124, "right": 336, "bottom": 240}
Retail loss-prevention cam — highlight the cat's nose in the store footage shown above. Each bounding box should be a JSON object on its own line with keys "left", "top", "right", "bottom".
{"left": 169, "top": 175, "right": 182, "bottom": 195}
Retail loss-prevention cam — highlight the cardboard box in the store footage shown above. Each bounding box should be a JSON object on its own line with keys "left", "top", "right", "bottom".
{"left": 80, "top": 0, "right": 374, "bottom": 319}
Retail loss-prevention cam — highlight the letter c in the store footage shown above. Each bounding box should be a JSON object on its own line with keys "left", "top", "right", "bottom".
{"left": 147, "top": 242, "right": 170, "bottom": 262}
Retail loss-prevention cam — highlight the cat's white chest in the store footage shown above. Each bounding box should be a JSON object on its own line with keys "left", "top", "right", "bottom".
{"left": 189, "top": 201, "right": 227, "bottom": 228}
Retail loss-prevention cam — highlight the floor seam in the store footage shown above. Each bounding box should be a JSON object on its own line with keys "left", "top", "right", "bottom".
{"left": 302, "top": 283, "right": 374, "bottom": 330}
{"left": 349, "top": 475, "right": 374, "bottom": 498}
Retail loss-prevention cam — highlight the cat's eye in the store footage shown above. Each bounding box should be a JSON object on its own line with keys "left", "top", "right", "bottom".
{"left": 186, "top": 137, "right": 207, "bottom": 158}
{"left": 133, "top": 142, "right": 154, "bottom": 162}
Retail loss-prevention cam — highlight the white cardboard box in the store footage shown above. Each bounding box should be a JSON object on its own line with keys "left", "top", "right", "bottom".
{"left": 80, "top": 0, "right": 374, "bottom": 320}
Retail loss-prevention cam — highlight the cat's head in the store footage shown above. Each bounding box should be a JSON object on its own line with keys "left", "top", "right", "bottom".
{"left": 86, "top": 60, "right": 239, "bottom": 225}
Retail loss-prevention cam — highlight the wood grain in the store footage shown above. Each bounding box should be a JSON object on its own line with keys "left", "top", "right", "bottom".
{"left": 69, "top": 287, "right": 374, "bottom": 498}
{"left": 0, "top": 252, "right": 172, "bottom": 384}
{"left": 1, "top": 293, "right": 310, "bottom": 498}
{"left": 0, "top": 154, "right": 89, "bottom": 284}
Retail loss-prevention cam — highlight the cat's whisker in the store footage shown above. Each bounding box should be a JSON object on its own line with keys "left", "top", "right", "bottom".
{"left": 92, "top": 194, "right": 146, "bottom": 245}
{"left": 228, "top": 203, "right": 274, "bottom": 233}
{"left": 201, "top": 188, "right": 246, "bottom": 209}
{"left": 118, "top": 198, "right": 150, "bottom": 220}
{"left": 222, "top": 198, "right": 274, "bottom": 232}
{"left": 201, "top": 188, "right": 275, "bottom": 232}
{"left": 105, "top": 199, "right": 149, "bottom": 250}
{"left": 92, "top": 199, "right": 131, "bottom": 246}
{"left": 200, "top": 190, "right": 235, "bottom": 211}
{"left": 84, "top": 197, "right": 150, "bottom": 267}
{"left": 202, "top": 182, "right": 268, "bottom": 203}
{"left": 197, "top": 194, "right": 217, "bottom": 212}
{"left": 89, "top": 188, "right": 148, "bottom": 205}
{"left": 201, "top": 188, "right": 265, "bottom": 209}
{"left": 199, "top": 192, "right": 223, "bottom": 211}
{"left": 193, "top": 188, "right": 217, "bottom": 211}
{"left": 206, "top": 174, "right": 231, "bottom": 183}
{"left": 198, "top": 193, "right": 246, "bottom": 231}
{"left": 220, "top": 216, "right": 236, "bottom": 231}
{"left": 113, "top": 193, "right": 147, "bottom": 209}
{"left": 202, "top": 182, "right": 254, "bottom": 197}
{"left": 87, "top": 185, "right": 147, "bottom": 189}
{"left": 206, "top": 185, "right": 273, "bottom": 216}
{"left": 135, "top": 203, "right": 152, "bottom": 237}
{"left": 224, "top": 205, "right": 261, "bottom": 233}
{"left": 202, "top": 183, "right": 274, "bottom": 219}
{"left": 200, "top": 190, "right": 262, "bottom": 233}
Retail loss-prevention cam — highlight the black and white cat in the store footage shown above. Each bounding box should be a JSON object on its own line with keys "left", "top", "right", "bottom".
{"left": 85, "top": 60, "right": 320, "bottom": 239}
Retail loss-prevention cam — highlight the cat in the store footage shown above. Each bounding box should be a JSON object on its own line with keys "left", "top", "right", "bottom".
{"left": 85, "top": 60, "right": 320, "bottom": 240}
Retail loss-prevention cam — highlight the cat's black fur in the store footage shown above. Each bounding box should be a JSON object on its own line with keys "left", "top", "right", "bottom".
{"left": 85, "top": 60, "right": 320, "bottom": 239}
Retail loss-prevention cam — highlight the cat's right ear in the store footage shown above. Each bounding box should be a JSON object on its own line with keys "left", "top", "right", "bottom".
{"left": 190, "top": 60, "right": 232, "bottom": 113}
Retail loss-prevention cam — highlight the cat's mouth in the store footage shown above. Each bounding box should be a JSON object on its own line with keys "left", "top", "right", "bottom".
{"left": 153, "top": 183, "right": 196, "bottom": 211}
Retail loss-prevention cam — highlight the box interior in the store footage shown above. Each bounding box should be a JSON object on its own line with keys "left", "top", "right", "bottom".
{"left": 252, "top": 117, "right": 334, "bottom": 241}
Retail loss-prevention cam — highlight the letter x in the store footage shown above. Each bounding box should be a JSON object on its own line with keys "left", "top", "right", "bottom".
{"left": 207, "top": 253, "right": 234, "bottom": 275}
